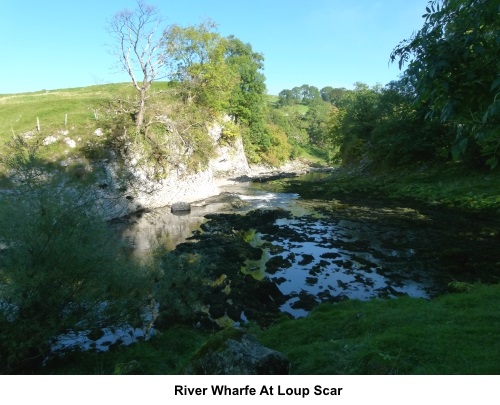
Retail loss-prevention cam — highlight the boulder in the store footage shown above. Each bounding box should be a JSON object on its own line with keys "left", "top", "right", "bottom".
{"left": 183, "top": 328, "right": 289, "bottom": 375}
{"left": 171, "top": 202, "right": 191, "bottom": 213}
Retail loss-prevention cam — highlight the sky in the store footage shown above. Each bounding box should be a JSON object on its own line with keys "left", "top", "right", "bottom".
{"left": 0, "top": 0, "right": 430, "bottom": 95}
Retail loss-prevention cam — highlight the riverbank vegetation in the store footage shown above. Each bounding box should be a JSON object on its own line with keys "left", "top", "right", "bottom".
{"left": 37, "top": 283, "right": 500, "bottom": 375}
{"left": 1, "top": 0, "right": 499, "bottom": 374}
{"left": 256, "top": 283, "right": 500, "bottom": 374}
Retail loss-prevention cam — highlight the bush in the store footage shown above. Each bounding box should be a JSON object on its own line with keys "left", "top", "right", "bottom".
{"left": 0, "top": 137, "right": 148, "bottom": 373}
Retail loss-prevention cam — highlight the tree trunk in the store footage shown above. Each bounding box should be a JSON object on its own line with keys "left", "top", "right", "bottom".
{"left": 136, "top": 88, "right": 146, "bottom": 127}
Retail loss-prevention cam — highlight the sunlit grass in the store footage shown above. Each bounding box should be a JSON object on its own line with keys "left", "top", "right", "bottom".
{"left": 256, "top": 283, "right": 500, "bottom": 374}
{"left": 0, "top": 82, "right": 174, "bottom": 169}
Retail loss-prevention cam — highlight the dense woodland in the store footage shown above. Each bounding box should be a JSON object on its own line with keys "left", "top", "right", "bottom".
{"left": 0, "top": 0, "right": 499, "bottom": 374}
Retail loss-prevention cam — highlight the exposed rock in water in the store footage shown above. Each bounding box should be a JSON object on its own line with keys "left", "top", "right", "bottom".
{"left": 183, "top": 328, "right": 289, "bottom": 375}
{"left": 171, "top": 202, "right": 191, "bottom": 213}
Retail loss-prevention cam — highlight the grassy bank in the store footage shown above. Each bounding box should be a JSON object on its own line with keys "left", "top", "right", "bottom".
{"left": 252, "top": 163, "right": 500, "bottom": 374}
{"left": 256, "top": 283, "right": 500, "bottom": 374}
{"left": 41, "top": 283, "right": 500, "bottom": 374}
{"left": 285, "top": 163, "right": 500, "bottom": 213}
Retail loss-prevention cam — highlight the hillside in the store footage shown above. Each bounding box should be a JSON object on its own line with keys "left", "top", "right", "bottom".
{"left": 0, "top": 83, "right": 172, "bottom": 159}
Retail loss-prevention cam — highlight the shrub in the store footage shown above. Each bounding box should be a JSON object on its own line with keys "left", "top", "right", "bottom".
{"left": 0, "top": 137, "right": 148, "bottom": 373}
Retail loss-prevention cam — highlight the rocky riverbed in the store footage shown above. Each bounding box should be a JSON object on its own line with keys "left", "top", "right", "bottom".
{"left": 114, "top": 168, "right": 500, "bottom": 329}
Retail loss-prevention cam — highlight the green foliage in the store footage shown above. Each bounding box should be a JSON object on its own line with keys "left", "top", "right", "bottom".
{"left": 324, "top": 83, "right": 380, "bottom": 165}
{"left": 325, "top": 106, "right": 346, "bottom": 164}
{"left": 287, "top": 161, "right": 500, "bottom": 212}
{"left": 277, "top": 85, "right": 321, "bottom": 107}
{"left": 261, "top": 123, "right": 293, "bottom": 166}
{"left": 225, "top": 36, "right": 267, "bottom": 125}
{"left": 220, "top": 119, "right": 241, "bottom": 144}
{"left": 155, "top": 252, "right": 208, "bottom": 323}
{"left": 267, "top": 108, "right": 308, "bottom": 147}
{"left": 390, "top": 0, "right": 500, "bottom": 166}
{"left": 321, "top": 80, "right": 455, "bottom": 168}
{"left": 320, "top": 86, "right": 350, "bottom": 106}
{"left": 163, "top": 20, "right": 239, "bottom": 115}
{"left": 257, "top": 283, "right": 500, "bottom": 374}
{"left": 304, "top": 99, "right": 332, "bottom": 147}
{"left": 0, "top": 138, "right": 148, "bottom": 373}
{"left": 370, "top": 80, "right": 453, "bottom": 167}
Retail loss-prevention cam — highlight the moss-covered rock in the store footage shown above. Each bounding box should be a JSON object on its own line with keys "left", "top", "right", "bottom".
{"left": 182, "top": 328, "right": 289, "bottom": 375}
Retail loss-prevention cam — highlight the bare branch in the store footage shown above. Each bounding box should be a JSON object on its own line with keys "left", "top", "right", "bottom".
{"left": 107, "top": 1, "right": 166, "bottom": 127}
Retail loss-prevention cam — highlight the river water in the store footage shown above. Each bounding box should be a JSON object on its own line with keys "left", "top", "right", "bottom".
{"left": 115, "top": 172, "right": 500, "bottom": 319}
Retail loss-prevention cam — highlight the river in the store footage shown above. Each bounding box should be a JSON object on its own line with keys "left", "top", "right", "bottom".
{"left": 113, "top": 171, "right": 500, "bottom": 320}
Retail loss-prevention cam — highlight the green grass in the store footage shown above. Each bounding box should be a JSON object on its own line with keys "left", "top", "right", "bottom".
{"left": 0, "top": 82, "right": 176, "bottom": 176}
{"left": 255, "top": 283, "right": 500, "bottom": 374}
{"left": 0, "top": 84, "right": 127, "bottom": 135}
{"left": 294, "top": 143, "right": 330, "bottom": 166}
{"left": 287, "top": 163, "right": 500, "bottom": 212}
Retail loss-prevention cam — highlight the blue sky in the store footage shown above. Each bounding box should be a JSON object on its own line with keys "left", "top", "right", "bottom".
{"left": 0, "top": 0, "right": 429, "bottom": 95}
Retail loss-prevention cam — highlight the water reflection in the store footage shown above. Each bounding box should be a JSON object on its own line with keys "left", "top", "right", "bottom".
{"left": 115, "top": 172, "right": 500, "bottom": 319}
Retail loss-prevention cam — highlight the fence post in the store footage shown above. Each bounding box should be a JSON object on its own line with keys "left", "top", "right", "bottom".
{"left": 65, "top": 114, "right": 68, "bottom": 127}
{"left": 36, "top": 117, "right": 40, "bottom": 131}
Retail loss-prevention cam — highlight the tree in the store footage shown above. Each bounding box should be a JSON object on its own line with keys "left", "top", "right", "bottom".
{"left": 224, "top": 36, "right": 269, "bottom": 160}
{"left": 225, "top": 35, "right": 267, "bottom": 126}
{"left": 162, "top": 20, "right": 239, "bottom": 115}
{"left": 298, "top": 84, "right": 321, "bottom": 105}
{"left": 304, "top": 99, "right": 332, "bottom": 147}
{"left": 370, "top": 79, "right": 452, "bottom": 166}
{"left": 390, "top": 0, "right": 500, "bottom": 167}
{"left": 320, "top": 86, "right": 350, "bottom": 106}
{"left": 108, "top": 0, "right": 166, "bottom": 127}
{"left": 277, "top": 89, "right": 298, "bottom": 106}
{"left": 323, "top": 83, "right": 380, "bottom": 165}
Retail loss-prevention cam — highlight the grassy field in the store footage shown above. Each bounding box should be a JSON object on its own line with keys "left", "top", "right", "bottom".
{"left": 0, "top": 84, "right": 126, "bottom": 161}
{"left": 0, "top": 82, "right": 181, "bottom": 183}
{"left": 0, "top": 84, "right": 127, "bottom": 135}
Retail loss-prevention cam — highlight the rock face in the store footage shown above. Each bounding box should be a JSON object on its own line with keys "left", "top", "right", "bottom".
{"left": 93, "top": 120, "right": 251, "bottom": 219}
{"left": 183, "top": 329, "right": 289, "bottom": 375}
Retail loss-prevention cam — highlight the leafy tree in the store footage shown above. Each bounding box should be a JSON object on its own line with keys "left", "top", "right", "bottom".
{"left": 162, "top": 20, "right": 239, "bottom": 115}
{"left": 298, "top": 84, "right": 321, "bottom": 105}
{"left": 108, "top": 0, "right": 166, "bottom": 127}
{"left": 277, "top": 85, "right": 321, "bottom": 106}
{"left": 304, "top": 99, "right": 332, "bottom": 147}
{"left": 320, "top": 86, "right": 350, "bottom": 106}
{"left": 225, "top": 35, "right": 267, "bottom": 126}
{"left": 338, "top": 83, "right": 381, "bottom": 164}
{"left": 390, "top": 0, "right": 500, "bottom": 167}
{"left": 267, "top": 108, "right": 308, "bottom": 147}
{"left": 325, "top": 105, "right": 345, "bottom": 164}
{"left": 277, "top": 89, "right": 300, "bottom": 106}
{"left": 262, "top": 123, "right": 294, "bottom": 166}
{"left": 224, "top": 36, "right": 270, "bottom": 161}
{"left": 370, "top": 79, "right": 452, "bottom": 166}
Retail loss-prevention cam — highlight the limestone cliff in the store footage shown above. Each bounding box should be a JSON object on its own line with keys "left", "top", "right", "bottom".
{"left": 94, "top": 120, "right": 250, "bottom": 219}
